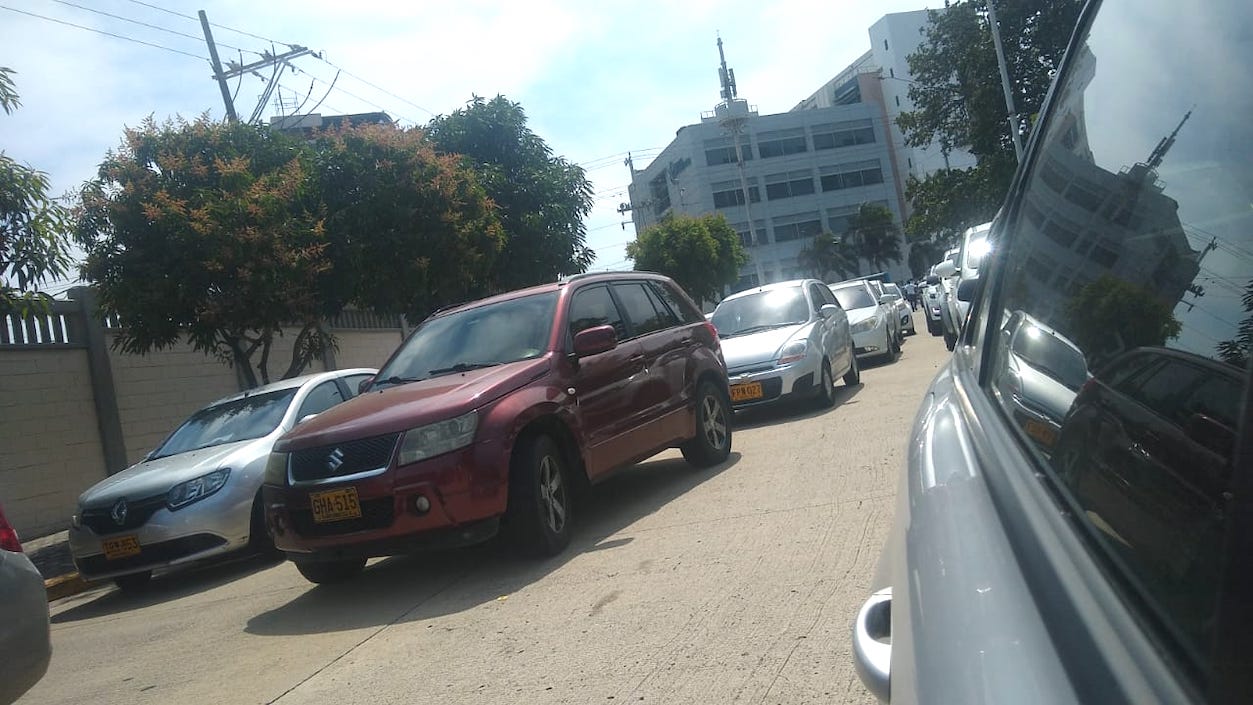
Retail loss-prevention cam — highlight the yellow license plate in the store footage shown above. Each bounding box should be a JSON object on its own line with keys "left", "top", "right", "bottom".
{"left": 1023, "top": 419, "right": 1058, "bottom": 447}
{"left": 310, "top": 487, "right": 362, "bottom": 523}
{"left": 102, "top": 535, "right": 141, "bottom": 560}
{"left": 730, "top": 382, "right": 764, "bottom": 402}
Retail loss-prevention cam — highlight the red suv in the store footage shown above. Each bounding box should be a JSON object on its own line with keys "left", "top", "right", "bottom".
{"left": 263, "top": 272, "right": 731, "bottom": 583}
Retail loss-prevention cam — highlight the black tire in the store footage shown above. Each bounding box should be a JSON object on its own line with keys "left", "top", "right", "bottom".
{"left": 113, "top": 570, "right": 152, "bottom": 594}
{"left": 816, "top": 361, "right": 837, "bottom": 408}
{"left": 842, "top": 345, "right": 860, "bottom": 386}
{"left": 927, "top": 318, "right": 943, "bottom": 336}
{"left": 680, "top": 380, "right": 733, "bottom": 467}
{"left": 295, "top": 558, "right": 366, "bottom": 585}
{"left": 506, "top": 434, "right": 573, "bottom": 557}
{"left": 891, "top": 330, "right": 902, "bottom": 353}
{"left": 248, "top": 491, "right": 281, "bottom": 558}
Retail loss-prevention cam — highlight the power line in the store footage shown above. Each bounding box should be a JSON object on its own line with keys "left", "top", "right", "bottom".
{"left": 317, "top": 56, "right": 436, "bottom": 117}
{"left": 121, "top": 0, "right": 292, "bottom": 46}
{"left": 0, "top": 5, "right": 207, "bottom": 60}
{"left": 49, "top": 0, "right": 250, "bottom": 54}
{"left": 294, "top": 68, "right": 418, "bottom": 125}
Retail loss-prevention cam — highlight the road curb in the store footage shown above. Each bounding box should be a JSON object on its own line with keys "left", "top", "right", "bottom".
{"left": 45, "top": 573, "right": 91, "bottom": 602}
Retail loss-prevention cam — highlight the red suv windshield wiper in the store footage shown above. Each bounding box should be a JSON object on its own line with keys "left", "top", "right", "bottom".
{"left": 428, "top": 362, "right": 501, "bottom": 376}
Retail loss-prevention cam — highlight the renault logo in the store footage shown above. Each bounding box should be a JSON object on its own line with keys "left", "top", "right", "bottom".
{"left": 111, "top": 499, "right": 129, "bottom": 526}
{"left": 326, "top": 448, "right": 345, "bottom": 472}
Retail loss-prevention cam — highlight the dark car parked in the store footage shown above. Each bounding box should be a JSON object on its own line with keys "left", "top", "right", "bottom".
{"left": 263, "top": 272, "right": 732, "bottom": 583}
{"left": 853, "top": 0, "right": 1253, "bottom": 703}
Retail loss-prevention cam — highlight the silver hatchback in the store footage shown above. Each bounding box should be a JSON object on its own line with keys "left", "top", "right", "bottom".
{"left": 69, "top": 368, "right": 376, "bottom": 591}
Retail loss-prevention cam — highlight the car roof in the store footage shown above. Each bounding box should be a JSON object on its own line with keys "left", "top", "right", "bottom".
{"left": 207, "top": 367, "right": 378, "bottom": 408}
{"left": 828, "top": 279, "right": 871, "bottom": 290}
{"left": 432, "top": 271, "right": 677, "bottom": 319}
{"left": 719, "top": 279, "right": 810, "bottom": 303}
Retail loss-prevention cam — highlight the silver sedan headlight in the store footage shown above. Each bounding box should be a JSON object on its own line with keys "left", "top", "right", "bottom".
{"left": 397, "top": 411, "right": 479, "bottom": 465}
{"left": 851, "top": 318, "right": 879, "bottom": 334}
{"left": 167, "top": 468, "right": 231, "bottom": 510}
{"left": 776, "top": 340, "right": 809, "bottom": 366}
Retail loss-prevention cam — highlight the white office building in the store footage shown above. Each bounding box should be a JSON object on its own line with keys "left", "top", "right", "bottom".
{"left": 627, "top": 10, "right": 975, "bottom": 291}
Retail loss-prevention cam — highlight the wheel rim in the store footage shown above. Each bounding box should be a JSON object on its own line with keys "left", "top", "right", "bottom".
{"left": 702, "top": 394, "right": 728, "bottom": 451}
{"left": 538, "top": 455, "right": 567, "bottom": 533}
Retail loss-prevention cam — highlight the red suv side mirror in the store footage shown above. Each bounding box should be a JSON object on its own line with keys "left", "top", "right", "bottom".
{"left": 572, "top": 325, "right": 618, "bottom": 357}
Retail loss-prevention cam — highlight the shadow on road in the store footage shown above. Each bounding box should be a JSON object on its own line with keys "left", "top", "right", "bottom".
{"left": 732, "top": 383, "right": 864, "bottom": 431}
{"left": 241, "top": 451, "right": 742, "bottom": 636}
{"left": 51, "top": 552, "right": 285, "bottom": 624}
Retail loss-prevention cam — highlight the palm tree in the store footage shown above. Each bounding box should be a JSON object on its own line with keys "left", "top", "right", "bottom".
{"left": 798, "top": 230, "right": 859, "bottom": 282}
{"left": 845, "top": 203, "right": 904, "bottom": 274}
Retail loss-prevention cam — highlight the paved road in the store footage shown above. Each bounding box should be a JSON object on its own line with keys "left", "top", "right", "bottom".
{"left": 23, "top": 319, "right": 949, "bottom": 705}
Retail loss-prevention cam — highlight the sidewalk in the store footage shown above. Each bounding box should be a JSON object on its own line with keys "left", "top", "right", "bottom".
{"left": 23, "top": 530, "right": 91, "bottom": 601}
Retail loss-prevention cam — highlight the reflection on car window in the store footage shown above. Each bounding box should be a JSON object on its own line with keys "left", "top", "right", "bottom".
{"left": 612, "top": 282, "right": 671, "bottom": 337}
{"left": 710, "top": 286, "right": 810, "bottom": 337}
{"left": 832, "top": 284, "right": 875, "bottom": 310}
{"left": 154, "top": 389, "right": 297, "bottom": 458}
{"left": 569, "top": 286, "right": 627, "bottom": 340}
{"left": 296, "top": 381, "right": 344, "bottom": 420}
{"left": 378, "top": 292, "right": 557, "bottom": 381}
{"left": 651, "top": 281, "right": 702, "bottom": 324}
{"left": 985, "top": 0, "right": 1251, "bottom": 669}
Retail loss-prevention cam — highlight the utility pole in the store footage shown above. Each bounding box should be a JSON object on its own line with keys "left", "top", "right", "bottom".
{"left": 199, "top": 10, "right": 237, "bottom": 122}
{"left": 715, "top": 35, "right": 764, "bottom": 287}
{"left": 986, "top": 0, "right": 1023, "bottom": 162}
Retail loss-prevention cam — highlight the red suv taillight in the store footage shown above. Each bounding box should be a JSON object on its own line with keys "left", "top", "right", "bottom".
{"left": 0, "top": 503, "right": 23, "bottom": 553}
{"left": 704, "top": 321, "right": 721, "bottom": 351}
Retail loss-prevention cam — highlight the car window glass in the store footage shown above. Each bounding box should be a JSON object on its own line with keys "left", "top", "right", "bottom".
{"left": 819, "top": 283, "right": 838, "bottom": 308}
{"left": 297, "top": 381, "right": 345, "bottom": 420}
{"left": 652, "top": 281, "right": 702, "bottom": 324}
{"left": 569, "top": 286, "right": 627, "bottom": 340}
{"left": 642, "top": 283, "right": 680, "bottom": 329}
{"left": 984, "top": 0, "right": 1252, "bottom": 669}
{"left": 710, "top": 286, "right": 810, "bottom": 337}
{"left": 153, "top": 389, "right": 297, "bottom": 458}
{"left": 807, "top": 283, "right": 827, "bottom": 312}
{"left": 832, "top": 284, "right": 874, "bottom": 310}
{"left": 612, "top": 283, "right": 670, "bottom": 337}
{"left": 342, "top": 374, "right": 373, "bottom": 397}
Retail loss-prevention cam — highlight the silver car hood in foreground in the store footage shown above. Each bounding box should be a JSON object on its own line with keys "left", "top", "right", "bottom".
{"left": 720, "top": 323, "right": 809, "bottom": 370}
{"left": 77, "top": 437, "right": 272, "bottom": 507}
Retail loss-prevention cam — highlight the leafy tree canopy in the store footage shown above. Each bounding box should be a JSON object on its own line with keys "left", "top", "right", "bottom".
{"left": 799, "top": 231, "right": 859, "bottom": 283}
{"left": 1, "top": 67, "right": 73, "bottom": 314}
{"left": 844, "top": 203, "right": 904, "bottom": 275}
{"left": 1064, "top": 274, "right": 1181, "bottom": 367}
{"left": 425, "top": 95, "right": 594, "bottom": 290}
{"left": 1216, "top": 280, "right": 1252, "bottom": 369}
{"left": 75, "top": 116, "right": 502, "bottom": 387}
{"left": 625, "top": 213, "right": 747, "bottom": 304}
{"left": 898, "top": 0, "right": 1083, "bottom": 241}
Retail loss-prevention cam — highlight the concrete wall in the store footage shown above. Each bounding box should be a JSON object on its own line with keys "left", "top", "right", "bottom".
{"left": 334, "top": 330, "right": 404, "bottom": 369}
{"left": 0, "top": 349, "right": 109, "bottom": 538}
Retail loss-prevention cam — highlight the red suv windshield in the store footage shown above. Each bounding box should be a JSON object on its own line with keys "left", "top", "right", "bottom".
{"left": 376, "top": 291, "right": 559, "bottom": 386}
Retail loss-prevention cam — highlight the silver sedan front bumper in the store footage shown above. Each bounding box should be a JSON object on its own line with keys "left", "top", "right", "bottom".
{"left": 726, "top": 351, "right": 822, "bottom": 407}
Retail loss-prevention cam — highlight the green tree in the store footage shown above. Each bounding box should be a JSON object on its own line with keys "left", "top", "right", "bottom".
{"left": 898, "top": 0, "right": 1084, "bottom": 237}
{"left": 1216, "top": 280, "right": 1252, "bottom": 368}
{"left": 311, "top": 123, "right": 505, "bottom": 324}
{"left": 74, "top": 117, "right": 502, "bottom": 387}
{"left": 906, "top": 239, "right": 945, "bottom": 279}
{"left": 798, "top": 230, "right": 859, "bottom": 282}
{"left": 903, "top": 168, "right": 1002, "bottom": 249}
{"left": 1064, "top": 274, "right": 1182, "bottom": 365}
{"left": 625, "top": 213, "right": 747, "bottom": 304}
{"left": 1, "top": 67, "right": 73, "bottom": 314}
{"left": 844, "top": 203, "right": 904, "bottom": 274}
{"left": 425, "top": 95, "right": 594, "bottom": 290}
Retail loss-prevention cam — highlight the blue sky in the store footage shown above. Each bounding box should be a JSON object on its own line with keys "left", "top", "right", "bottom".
{"left": 1, "top": 0, "right": 935, "bottom": 288}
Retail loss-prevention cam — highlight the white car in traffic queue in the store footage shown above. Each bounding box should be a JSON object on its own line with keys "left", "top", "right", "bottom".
{"left": 936, "top": 221, "right": 993, "bottom": 350}
{"left": 68, "top": 368, "right": 377, "bottom": 592}
{"left": 881, "top": 282, "right": 916, "bottom": 336}
{"left": 829, "top": 279, "right": 898, "bottom": 363}
{"left": 710, "top": 279, "right": 859, "bottom": 409}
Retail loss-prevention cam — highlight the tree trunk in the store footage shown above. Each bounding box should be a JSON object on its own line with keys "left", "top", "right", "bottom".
{"left": 258, "top": 330, "right": 273, "bottom": 386}
{"left": 282, "top": 322, "right": 319, "bottom": 380}
{"left": 226, "top": 336, "right": 259, "bottom": 389}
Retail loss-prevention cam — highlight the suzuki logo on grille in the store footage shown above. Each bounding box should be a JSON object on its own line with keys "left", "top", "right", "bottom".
{"left": 326, "top": 448, "right": 346, "bottom": 472}
{"left": 111, "top": 499, "right": 129, "bottom": 526}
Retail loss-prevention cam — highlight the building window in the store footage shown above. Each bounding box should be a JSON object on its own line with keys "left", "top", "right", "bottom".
{"left": 732, "top": 220, "right": 769, "bottom": 246}
{"left": 649, "top": 173, "right": 670, "bottom": 215}
{"left": 1044, "top": 219, "right": 1079, "bottom": 247}
{"left": 884, "top": 39, "right": 889, "bottom": 51}
{"left": 895, "top": 95, "right": 901, "bottom": 107}
{"left": 704, "top": 138, "right": 753, "bottom": 166}
{"left": 735, "top": 273, "right": 761, "bottom": 292}
{"left": 907, "top": 157, "right": 913, "bottom": 169}
{"left": 1090, "top": 244, "right": 1119, "bottom": 268}
{"left": 812, "top": 120, "right": 875, "bottom": 150}
{"left": 711, "top": 179, "right": 761, "bottom": 209}
{"left": 1064, "top": 180, "right": 1104, "bottom": 212}
{"left": 772, "top": 211, "right": 823, "bottom": 242}
{"left": 819, "top": 160, "right": 885, "bottom": 192}
{"left": 757, "top": 128, "right": 808, "bottom": 158}
{"left": 764, "top": 170, "right": 815, "bottom": 201}
{"left": 889, "top": 67, "right": 895, "bottom": 78}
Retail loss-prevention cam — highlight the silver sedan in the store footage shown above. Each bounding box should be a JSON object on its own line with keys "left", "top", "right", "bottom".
{"left": 1, "top": 502, "right": 51, "bottom": 705}
{"left": 69, "top": 368, "right": 376, "bottom": 592}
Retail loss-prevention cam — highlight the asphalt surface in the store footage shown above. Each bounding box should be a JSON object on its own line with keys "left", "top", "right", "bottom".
{"left": 22, "top": 318, "right": 949, "bottom": 705}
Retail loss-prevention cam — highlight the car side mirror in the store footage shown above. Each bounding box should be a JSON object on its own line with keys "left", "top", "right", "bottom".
{"left": 298, "top": 413, "right": 319, "bottom": 425}
{"left": 925, "top": 275, "right": 941, "bottom": 286}
{"left": 572, "top": 325, "right": 618, "bottom": 357}
{"left": 934, "top": 261, "right": 958, "bottom": 278}
{"left": 956, "top": 277, "right": 980, "bottom": 303}
{"left": 818, "top": 303, "right": 840, "bottom": 319}
{"left": 357, "top": 376, "right": 374, "bottom": 395}
{"left": 877, "top": 295, "right": 892, "bottom": 306}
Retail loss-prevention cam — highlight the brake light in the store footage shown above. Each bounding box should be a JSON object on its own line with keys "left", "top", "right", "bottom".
{"left": 0, "top": 503, "right": 22, "bottom": 553}
{"left": 703, "top": 321, "right": 721, "bottom": 351}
